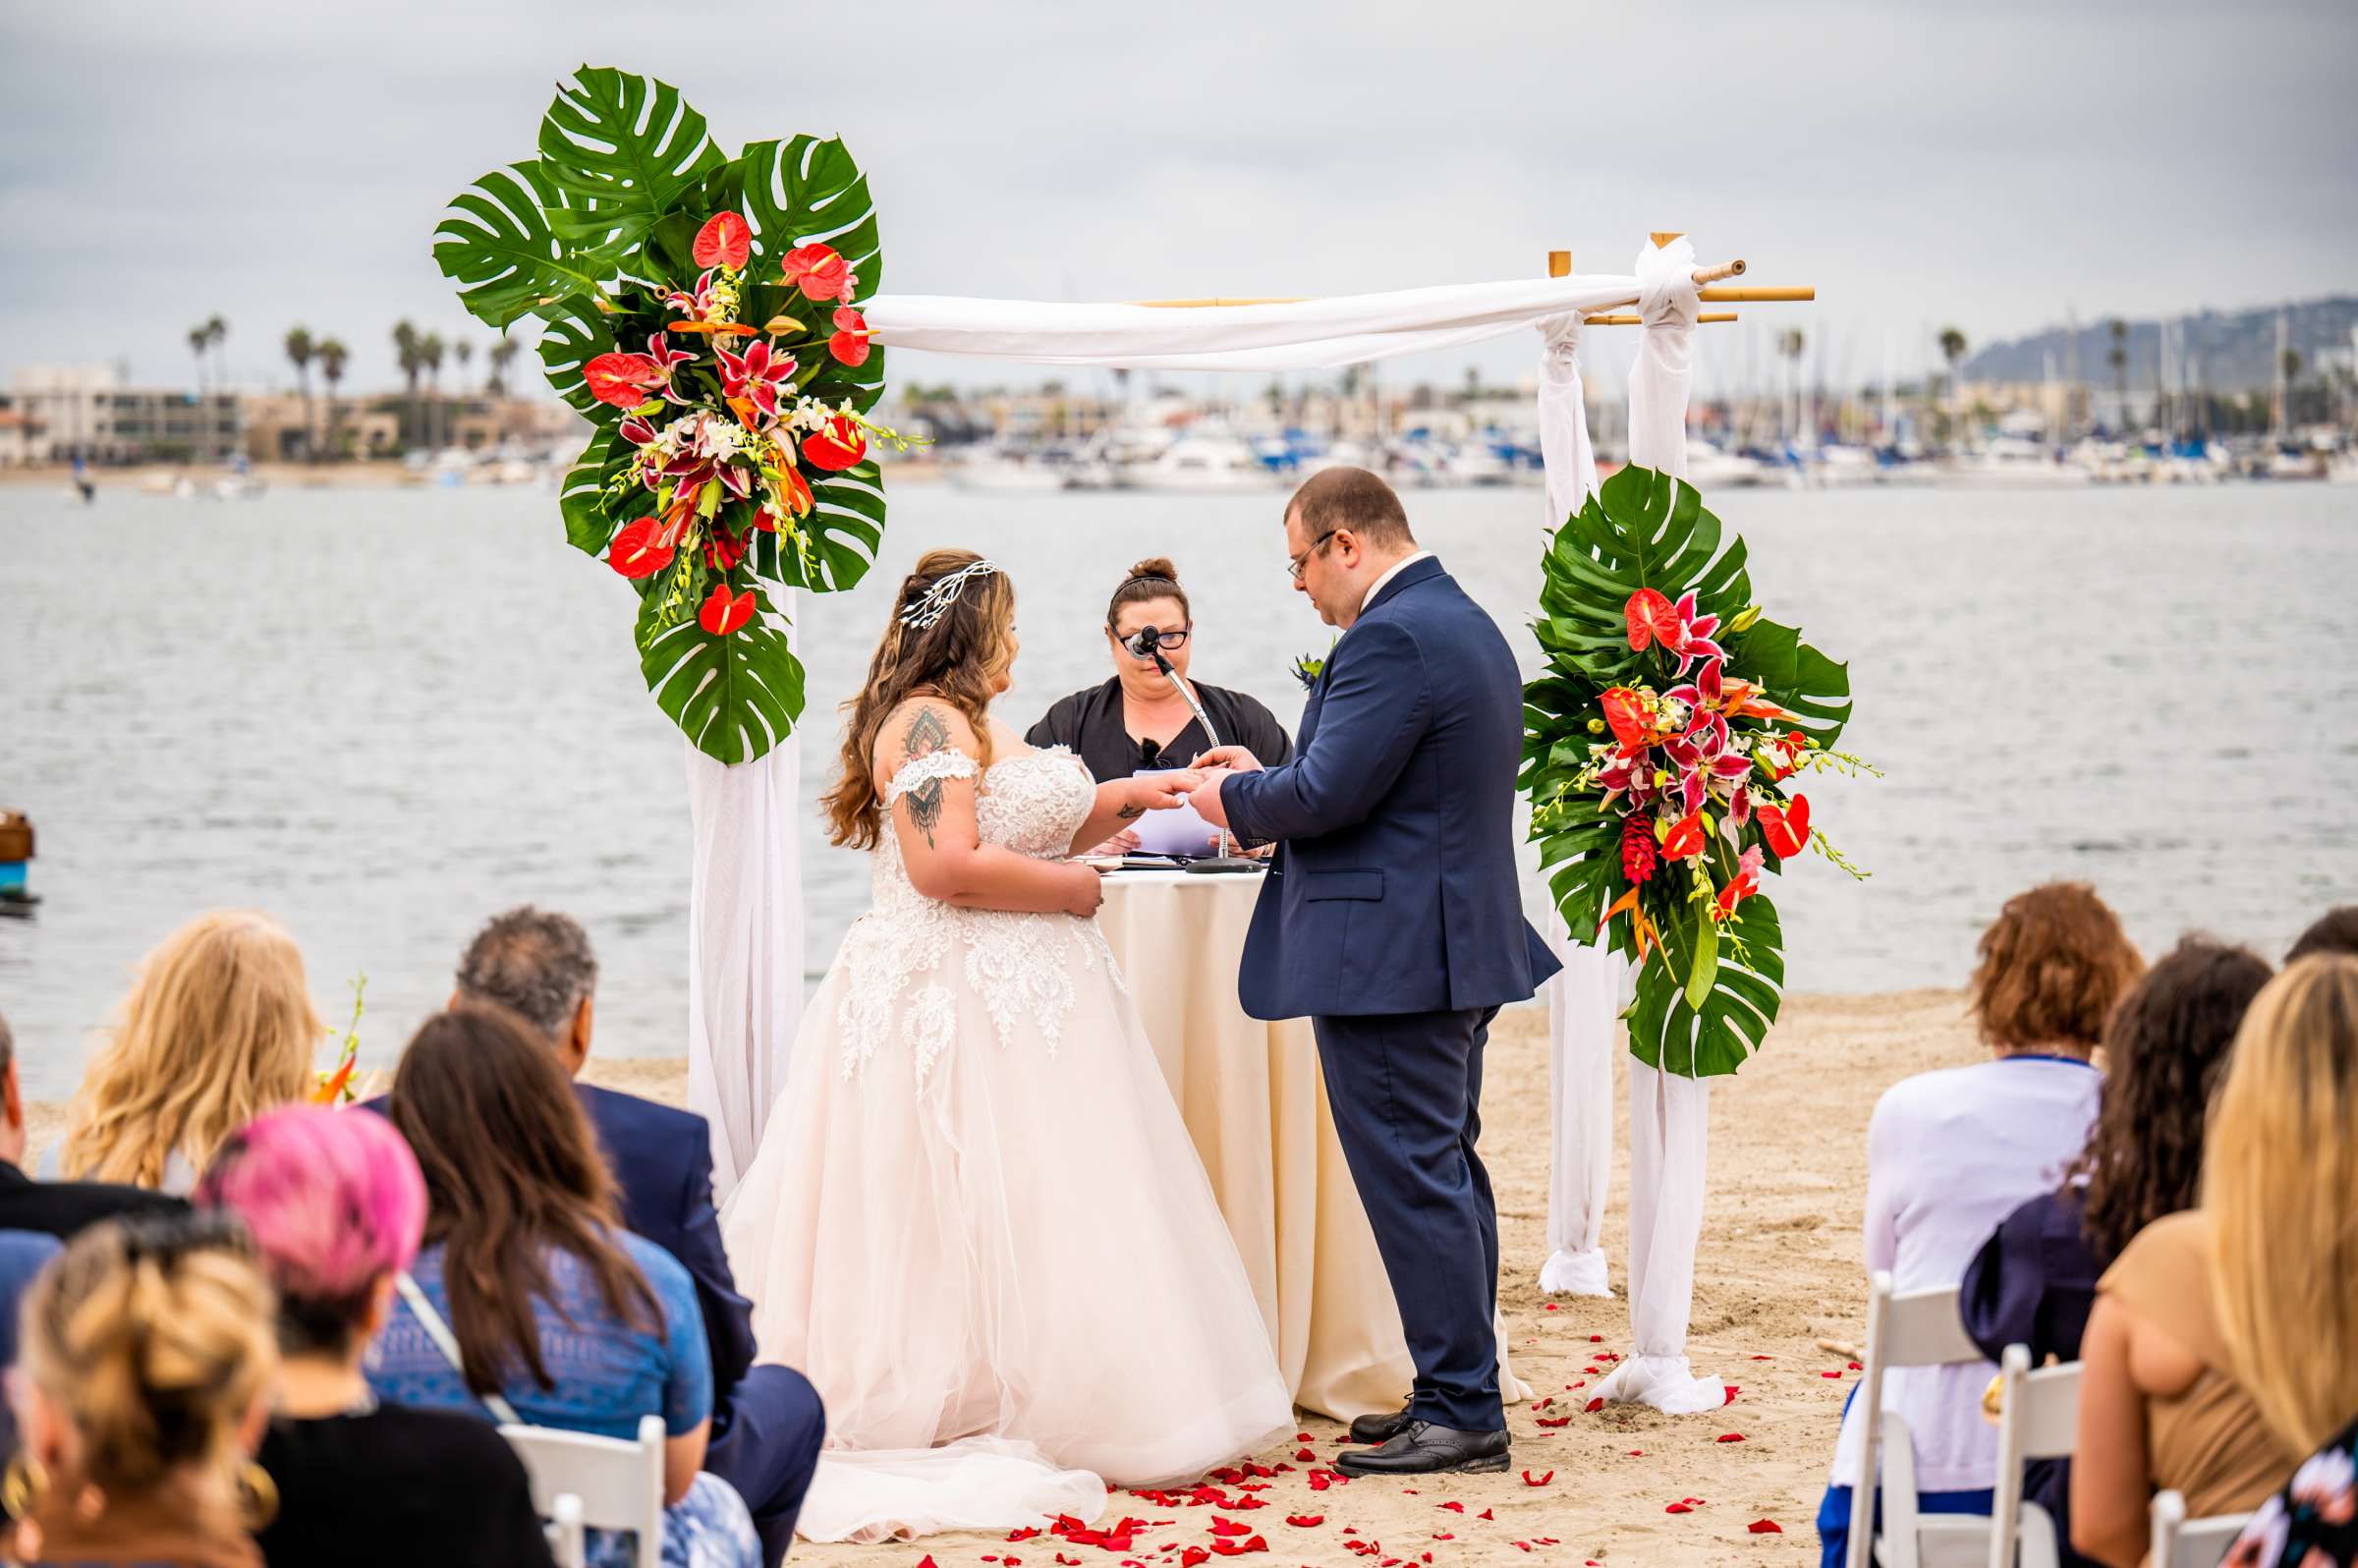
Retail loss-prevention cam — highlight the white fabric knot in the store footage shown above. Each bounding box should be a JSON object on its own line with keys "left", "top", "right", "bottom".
{"left": 1634, "top": 235, "right": 1700, "bottom": 331}
{"left": 1537, "top": 310, "right": 1586, "bottom": 380}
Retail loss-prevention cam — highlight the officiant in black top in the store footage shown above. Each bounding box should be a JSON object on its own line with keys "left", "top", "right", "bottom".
{"left": 1027, "top": 558, "right": 1292, "bottom": 851}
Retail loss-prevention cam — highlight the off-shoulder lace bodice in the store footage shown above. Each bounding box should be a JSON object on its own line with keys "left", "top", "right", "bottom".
{"left": 838, "top": 746, "right": 1120, "bottom": 1088}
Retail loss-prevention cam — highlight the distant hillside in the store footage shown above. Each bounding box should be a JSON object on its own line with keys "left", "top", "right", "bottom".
{"left": 1960, "top": 296, "right": 2358, "bottom": 392}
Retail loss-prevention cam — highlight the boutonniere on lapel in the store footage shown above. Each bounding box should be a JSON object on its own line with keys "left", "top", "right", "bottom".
{"left": 1290, "top": 640, "right": 1337, "bottom": 693}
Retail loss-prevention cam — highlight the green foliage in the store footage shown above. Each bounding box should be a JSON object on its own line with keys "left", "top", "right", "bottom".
{"left": 1523, "top": 466, "right": 1852, "bottom": 1077}
{"left": 432, "top": 67, "right": 890, "bottom": 763}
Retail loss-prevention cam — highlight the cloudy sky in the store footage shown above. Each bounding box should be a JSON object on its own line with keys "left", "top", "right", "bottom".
{"left": 3, "top": 0, "right": 2352, "bottom": 400}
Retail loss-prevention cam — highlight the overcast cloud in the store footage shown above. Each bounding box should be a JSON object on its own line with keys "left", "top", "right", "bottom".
{"left": 3, "top": 0, "right": 2352, "bottom": 399}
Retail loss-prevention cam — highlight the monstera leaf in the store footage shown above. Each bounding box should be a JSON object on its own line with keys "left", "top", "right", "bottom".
{"left": 750, "top": 458, "right": 885, "bottom": 594}
{"left": 536, "top": 67, "right": 727, "bottom": 275}
{"left": 1629, "top": 889, "right": 1785, "bottom": 1077}
{"left": 433, "top": 162, "right": 605, "bottom": 330}
{"left": 740, "top": 137, "right": 887, "bottom": 417}
{"left": 533, "top": 294, "right": 622, "bottom": 424}
{"left": 637, "top": 588, "right": 808, "bottom": 764}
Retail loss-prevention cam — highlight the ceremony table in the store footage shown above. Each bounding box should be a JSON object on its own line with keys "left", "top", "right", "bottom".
{"left": 1096, "top": 869, "right": 1527, "bottom": 1421}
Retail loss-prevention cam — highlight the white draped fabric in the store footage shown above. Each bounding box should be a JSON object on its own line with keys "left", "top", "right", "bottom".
{"left": 1583, "top": 238, "right": 1728, "bottom": 1416}
{"left": 1534, "top": 308, "right": 1616, "bottom": 1300}
{"left": 685, "top": 594, "right": 805, "bottom": 1194}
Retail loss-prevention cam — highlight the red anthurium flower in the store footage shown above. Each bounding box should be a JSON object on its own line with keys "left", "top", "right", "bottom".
{"left": 607, "top": 518, "right": 674, "bottom": 579}
{"left": 1759, "top": 794, "right": 1812, "bottom": 858}
{"left": 699, "top": 581, "right": 756, "bottom": 637}
{"left": 829, "top": 306, "right": 872, "bottom": 366}
{"left": 692, "top": 211, "right": 752, "bottom": 271}
{"left": 715, "top": 338, "right": 798, "bottom": 420}
{"left": 1625, "top": 588, "right": 1680, "bottom": 652}
{"left": 781, "top": 242, "right": 851, "bottom": 301}
{"left": 1600, "top": 687, "right": 1650, "bottom": 750}
{"left": 583, "top": 352, "right": 665, "bottom": 409}
{"left": 802, "top": 414, "right": 868, "bottom": 472}
{"left": 1660, "top": 811, "right": 1707, "bottom": 861}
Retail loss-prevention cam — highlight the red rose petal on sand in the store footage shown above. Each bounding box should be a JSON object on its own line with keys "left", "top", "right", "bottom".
{"left": 1584, "top": 1398, "right": 1603, "bottom": 1413}
{"left": 1181, "top": 1551, "right": 1209, "bottom": 1568}
{"left": 1544, "top": 1304, "right": 1556, "bottom": 1312}
{"left": 1823, "top": 1371, "right": 1844, "bottom": 1379}
{"left": 1716, "top": 1433, "right": 1746, "bottom": 1443}
{"left": 1294, "top": 1449, "right": 1316, "bottom": 1463}
{"left": 1849, "top": 1362, "right": 1863, "bottom": 1371}
{"left": 1522, "top": 1470, "right": 1554, "bottom": 1487}
{"left": 1295, "top": 1433, "right": 1312, "bottom": 1443}
{"left": 1285, "top": 1516, "right": 1322, "bottom": 1529}
{"left": 1665, "top": 1504, "right": 1692, "bottom": 1515}
{"left": 1536, "top": 1417, "right": 1571, "bottom": 1428}
{"left": 1724, "top": 1385, "right": 1742, "bottom": 1404}
{"left": 1010, "top": 1530, "right": 1041, "bottom": 1541}
{"left": 1589, "top": 1335, "right": 1603, "bottom": 1342}
{"left": 1437, "top": 1502, "right": 1462, "bottom": 1513}
{"left": 918, "top": 1558, "right": 939, "bottom": 1568}
{"left": 1207, "top": 1519, "right": 1250, "bottom": 1538}
{"left": 1058, "top": 1557, "right": 1083, "bottom": 1566}
{"left": 1627, "top": 1450, "right": 1644, "bottom": 1457}
{"left": 1751, "top": 1354, "right": 1774, "bottom": 1361}
{"left": 1749, "top": 1520, "right": 1784, "bottom": 1535}
{"left": 1478, "top": 1510, "right": 1494, "bottom": 1521}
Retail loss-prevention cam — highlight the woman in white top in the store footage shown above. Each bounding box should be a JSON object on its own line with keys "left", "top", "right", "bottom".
{"left": 1817, "top": 882, "right": 2142, "bottom": 1568}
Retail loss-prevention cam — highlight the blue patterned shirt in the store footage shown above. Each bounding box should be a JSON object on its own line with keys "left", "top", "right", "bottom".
{"left": 366, "top": 1231, "right": 711, "bottom": 1439}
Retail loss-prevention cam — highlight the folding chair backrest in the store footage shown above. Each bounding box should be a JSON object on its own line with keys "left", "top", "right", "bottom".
{"left": 502, "top": 1414, "right": 667, "bottom": 1568}
{"left": 2150, "top": 1489, "right": 2253, "bottom": 1568}
{"left": 1848, "top": 1272, "right": 1987, "bottom": 1568}
{"left": 545, "top": 1492, "right": 586, "bottom": 1568}
{"left": 1987, "top": 1344, "right": 2083, "bottom": 1568}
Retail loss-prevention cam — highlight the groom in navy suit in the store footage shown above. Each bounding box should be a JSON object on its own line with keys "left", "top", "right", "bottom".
{"left": 1191, "top": 466, "right": 1559, "bottom": 1476}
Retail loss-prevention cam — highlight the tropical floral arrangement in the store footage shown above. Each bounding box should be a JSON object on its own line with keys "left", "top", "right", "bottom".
{"left": 1523, "top": 466, "right": 1875, "bottom": 1076}
{"left": 312, "top": 974, "right": 366, "bottom": 1105}
{"left": 433, "top": 67, "right": 907, "bottom": 762}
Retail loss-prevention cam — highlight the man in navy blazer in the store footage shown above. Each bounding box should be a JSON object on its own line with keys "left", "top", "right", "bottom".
{"left": 447, "top": 909, "right": 823, "bottom": 1564}
{"left": 1192, "top": 468, "right": 1558, "bottom": 1477}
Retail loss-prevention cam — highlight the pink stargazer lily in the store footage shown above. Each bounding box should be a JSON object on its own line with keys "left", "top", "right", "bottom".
{"left": 1665, "top": 591, "right": 1724, "bottom": 676}
{"left": 663, "top": 269, "right": 727, "bottom": 323}
{"left": 715, "top": 339, "right": 798, "bottom": 420}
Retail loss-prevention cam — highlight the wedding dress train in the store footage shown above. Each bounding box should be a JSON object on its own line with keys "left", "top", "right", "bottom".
{"left": 721, "top": 745, "right": 1293, "bottom": 1541}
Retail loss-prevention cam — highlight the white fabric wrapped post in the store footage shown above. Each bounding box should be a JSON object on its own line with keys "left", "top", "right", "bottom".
{"left": 1534, "top": 309, "right": 1615, "bottom": 1300}
{"left": 686, "top": 591, "right": 805, "bottom": 1201}
{"left": 1587, "top": 237, "right": 1728, "bottom": 1415}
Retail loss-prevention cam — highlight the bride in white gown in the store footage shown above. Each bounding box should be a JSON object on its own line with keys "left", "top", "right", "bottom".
{"left": 721, "top": 550, "right": 1294, "bottom": 1542}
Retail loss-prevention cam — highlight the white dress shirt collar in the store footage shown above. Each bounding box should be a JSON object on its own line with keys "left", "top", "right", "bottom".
{"left": 1360, "top": 550, "right": 1435, "bottom": 613}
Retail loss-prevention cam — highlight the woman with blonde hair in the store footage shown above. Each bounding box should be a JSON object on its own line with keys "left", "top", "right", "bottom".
{"left": 724, "top": 549, "right": 1292, "bottom": 1542}
{"left": 2072, "top": 954, "right": 2358, "bottom": 1566}
{"left": 52, "top": 912, "right": 319, "bottom": 1193}
{"left": 4, "top": 1210, "right": 278, "bottom": 1567}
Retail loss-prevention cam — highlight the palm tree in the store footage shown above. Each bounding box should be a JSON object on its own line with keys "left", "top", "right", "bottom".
{"left": 420, "top": 332, "right": 446, "bottom": 451}
{"left": 392, "top": 320, "right": 422, "bottom": 450}
{"left": 2106, "top": 318, "right": 2129, "bottom": 429}
{"left": 204, "top": 316, "right": 229, "bottom": 392}
{"left": 486, "top": 338, "right": 521, "bottom": 398}
{"left": 188, "top": 325, "right": 210, "bottom": 397}
{"left": 316, "top": 339, "right": 349, "bottom": 459}
{"left": 1938, "top": 326, "right": 1968, "bottom": 447}
{"left": 455, "top": 339, "right": 475, "bottom": 395}
{"left": 283, "top": 326, "right": 315, "bottom": 460}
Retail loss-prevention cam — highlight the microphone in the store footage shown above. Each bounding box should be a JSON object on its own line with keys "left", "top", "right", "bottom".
{"left": 1124, "top": 635, "right": 1258, "bottom": 876}
{"left": 1125, "top": 625, "right": 1164, "bottom": 661}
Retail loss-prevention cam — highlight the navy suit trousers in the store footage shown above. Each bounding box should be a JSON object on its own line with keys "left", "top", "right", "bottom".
{"left": 1311, "top": 1005, "right": 1503, "bottom": 1432}
{"left": 707, "top": 1365, "right": 826, "bottom": 1565}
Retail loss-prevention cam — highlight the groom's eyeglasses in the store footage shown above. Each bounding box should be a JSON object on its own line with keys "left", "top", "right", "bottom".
{"left": 1287, "top": 530, "right": 1339, "bottom": 582}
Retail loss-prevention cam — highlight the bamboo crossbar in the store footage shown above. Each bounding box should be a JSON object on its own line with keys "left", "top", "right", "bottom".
{"left": 1584, "top": 312, "right": 1739, "bottom": 326}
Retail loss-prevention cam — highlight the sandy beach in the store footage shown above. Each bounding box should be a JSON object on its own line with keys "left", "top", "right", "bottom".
{"left": 20, "top": 986, "right": 1983, "bottom": 1568}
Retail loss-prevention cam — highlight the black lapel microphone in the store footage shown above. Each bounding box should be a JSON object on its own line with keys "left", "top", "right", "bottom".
{"left": 1139, "top": 738, "right": 1162, "bottom": 769}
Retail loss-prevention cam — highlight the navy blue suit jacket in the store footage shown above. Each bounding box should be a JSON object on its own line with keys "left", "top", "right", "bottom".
{"left": 365, "top": 1084, "right": 757, "bottom": 1402}
{"left": 1220, "top": 556, "right": 1560, "bottom": 1020}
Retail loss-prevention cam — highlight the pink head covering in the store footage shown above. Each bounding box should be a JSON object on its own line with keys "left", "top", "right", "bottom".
{"left": 196, "top": 1103, "right": 426, "bottom": 1307}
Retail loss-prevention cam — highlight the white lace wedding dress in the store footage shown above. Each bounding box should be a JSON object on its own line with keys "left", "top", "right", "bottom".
{"left": 720, "top": 745, "right": 1294, "bottom": 1542}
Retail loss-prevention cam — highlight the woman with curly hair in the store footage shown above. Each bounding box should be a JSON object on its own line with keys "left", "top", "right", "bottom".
{"left": 1958, "top": 935, "right": 2272, "bottom": 1568}
{"left": 1818, "top": 882, "right": 2141, "bottom": 1568}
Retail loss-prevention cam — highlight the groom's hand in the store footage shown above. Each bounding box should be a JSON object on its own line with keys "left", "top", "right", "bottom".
{"left": 1189, "top": 769, "right": 1234, "bottom": 831}
{"left": 1191, "top": 746, "right": 1263, "bottom": 774}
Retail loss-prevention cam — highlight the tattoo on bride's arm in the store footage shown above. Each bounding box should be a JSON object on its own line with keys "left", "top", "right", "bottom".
{"left": 904, "top": 704, "right": 951, "bottom": 758}
{"left": 903, "top": 778, "right": 944, "bottom": 848}
{"left": 1116, "top": 804, "right": 1145, "bottom": 819}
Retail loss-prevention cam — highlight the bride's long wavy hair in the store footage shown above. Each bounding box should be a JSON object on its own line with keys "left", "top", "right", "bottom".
{"left": 824, "top": 548, "right": 1017, "bottom": 851}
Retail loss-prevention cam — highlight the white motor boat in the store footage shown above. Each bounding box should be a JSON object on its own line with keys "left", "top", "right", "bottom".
{"left": 1122, "top": 431, "right": 1280, "bottom": 491}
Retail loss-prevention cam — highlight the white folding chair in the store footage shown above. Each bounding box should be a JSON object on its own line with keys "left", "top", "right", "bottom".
{"left": 2150, "top": 1489, "right": 2253, "bottom": 1568}
{"left": 545, "top": 1493, "right": 587, "bottom": 1568}
{"left": 1985, "top": 1344, "right": 2082, "bottom": 1568}
{"left": 501, "top": 1414, "right": 668, "bottom": 1568}
{"left": 1846, "top": 1273, "right": 1993, "bottom": 1568}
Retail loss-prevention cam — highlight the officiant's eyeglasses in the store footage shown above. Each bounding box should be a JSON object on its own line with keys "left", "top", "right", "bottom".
{"left": 1128, "top": 627, "right": 1192, "bottom": 651}
{"left": 1287, "top": 530, "right": 1339, "bottom": 582}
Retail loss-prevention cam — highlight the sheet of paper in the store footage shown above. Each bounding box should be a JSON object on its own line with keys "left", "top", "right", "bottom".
{"left": 1128, "top": 768, "right": 1222, "bottom": 859}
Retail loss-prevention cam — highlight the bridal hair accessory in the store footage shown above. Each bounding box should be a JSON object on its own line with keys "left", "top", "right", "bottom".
{"left": 899, "top": 561, "right": 1003, "bottom": 632}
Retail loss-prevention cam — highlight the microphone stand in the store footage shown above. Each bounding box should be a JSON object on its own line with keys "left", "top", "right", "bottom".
{"left": 1135, "top": 637, "right": 1261, "bottom": 875}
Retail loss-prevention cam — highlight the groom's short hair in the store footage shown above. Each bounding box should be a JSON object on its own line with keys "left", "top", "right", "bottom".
{"left": 1286, "top": 467, "right": 1414, "bottom": 549}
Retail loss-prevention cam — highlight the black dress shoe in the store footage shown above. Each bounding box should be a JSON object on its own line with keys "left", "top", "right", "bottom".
{"left": 1348, "top": 1403, "right": 1414, "bottom": 1444}
{"left": 1333, "top": 1421, "right": 1510, "bottom": 1477}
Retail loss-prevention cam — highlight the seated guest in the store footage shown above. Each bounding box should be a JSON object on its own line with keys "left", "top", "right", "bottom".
{"left": 371, "top": 1007, "right": 760, "bottom": 1568}
{"left": 2287, "top": 905, "right": 2358, "bottom": 963}
{"left": 1026, "top": 557, "right": 1291, "bottom": 854}
{"left": 0, "top": 1007, "right": 186, "bottom": 1238}
{"left": 444, "top": 905, "right": 822, "bottom": 1563}
{"left": 5, "top": 1211, "right": 278, "bottom": 1567}
{"left": 2075, "top": 954, "right": 2358, "bottom": 1567}
{"left": 195, "top": 1104, "right": 554, "bottom": 1568}
{"left": 50, "top": 910, "right": 320, "bottom": 1193}
{"left": 1818, "top": 882, "right": 2140, "bottom": 1568}
{"left": 1960, "top": 936, "right": 2271, "bottom": 1568}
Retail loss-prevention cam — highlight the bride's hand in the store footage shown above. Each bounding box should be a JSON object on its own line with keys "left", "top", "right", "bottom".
{"left": 1129, "top": 771, "right": 1203, "bottom": 813}
{"left": 1064, "top": 864, "right": 1106, "bottom": 918}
